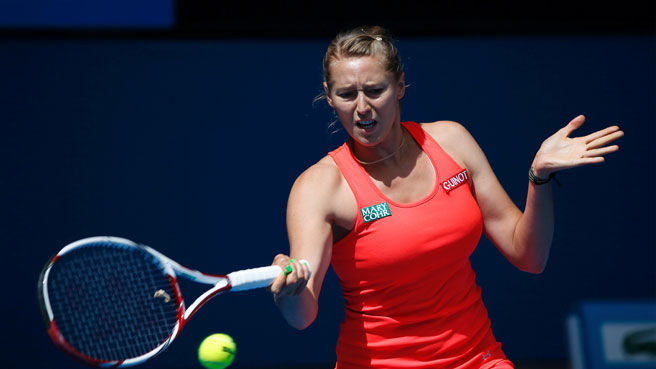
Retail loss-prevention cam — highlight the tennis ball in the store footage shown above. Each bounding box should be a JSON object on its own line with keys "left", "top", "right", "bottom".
{"left": 198, "top": 333, "right": 236, "bottom": 369}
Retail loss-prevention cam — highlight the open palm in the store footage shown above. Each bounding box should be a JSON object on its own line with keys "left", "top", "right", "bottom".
{"left": 532, "top": 115, "right": 624, "bottom": 177}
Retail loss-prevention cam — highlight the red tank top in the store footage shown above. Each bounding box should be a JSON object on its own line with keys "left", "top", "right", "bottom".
{"left": 328, "top": 122, "right": 512, "bottom": 369}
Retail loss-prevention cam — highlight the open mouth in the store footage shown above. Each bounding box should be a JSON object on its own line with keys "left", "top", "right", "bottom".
{"left": 356, "top": 120, "right": 377, "bottom": 129}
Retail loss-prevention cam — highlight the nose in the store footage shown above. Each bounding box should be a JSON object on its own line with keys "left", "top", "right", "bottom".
{"left": 356, "top": 92, "right": 371, "bottom": 115}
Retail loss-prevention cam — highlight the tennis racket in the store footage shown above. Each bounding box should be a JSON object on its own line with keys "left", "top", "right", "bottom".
{"left": 37, "top": 236, "right": 309, "bottom": 367}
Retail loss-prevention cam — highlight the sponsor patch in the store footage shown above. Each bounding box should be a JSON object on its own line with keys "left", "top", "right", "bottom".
{"left": 360, "top": 202, "right": 392, "bottom": 223}
{"left": 441, "top": 169, "right": 469, "bottom": 193}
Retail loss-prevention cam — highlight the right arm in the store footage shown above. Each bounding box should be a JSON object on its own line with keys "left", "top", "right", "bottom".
{"left": 270, "top": 157, "right": 351, "bottom": 330}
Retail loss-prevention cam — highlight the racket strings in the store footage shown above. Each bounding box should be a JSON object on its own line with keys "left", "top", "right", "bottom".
{"left": 47, "top": 243, "right": 180, "bottom": 362}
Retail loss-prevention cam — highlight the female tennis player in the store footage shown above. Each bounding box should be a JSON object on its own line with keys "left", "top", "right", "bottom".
{"left": 270, "top": 26, "right": 623, "bottom": 368}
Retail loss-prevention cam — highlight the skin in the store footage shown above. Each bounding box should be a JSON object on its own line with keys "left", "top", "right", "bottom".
{"left": 270, "top": 55, "right": 624, "bottom": 330}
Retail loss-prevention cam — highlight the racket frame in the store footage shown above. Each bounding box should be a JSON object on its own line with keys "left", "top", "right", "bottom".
{"left": 38, "top": 236, "right": 297, "bottom": 368}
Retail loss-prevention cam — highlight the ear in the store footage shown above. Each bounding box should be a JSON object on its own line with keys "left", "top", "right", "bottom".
{"left": 323, "top": 81, "right": 335, "bottom": 108}
{"left": 396, "top": 72, "right": 406, "bottom": 100}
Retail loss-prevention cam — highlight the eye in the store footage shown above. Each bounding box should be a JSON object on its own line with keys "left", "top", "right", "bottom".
{"left": 365, "top": 87, "right": 385, "bottom": 97}
{"left": 336, "top": 91, "right": 357, "bottom": 100}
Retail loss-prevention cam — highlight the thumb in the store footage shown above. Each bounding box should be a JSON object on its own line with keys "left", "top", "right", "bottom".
{"left": 270, "top": 272, "right": 286, "bottom": 295}
{"left": 563, "top": 115, "right": 586, "bottom": 136}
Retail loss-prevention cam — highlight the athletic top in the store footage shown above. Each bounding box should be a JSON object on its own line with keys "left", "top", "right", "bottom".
{"left": 327, "top": 122, "right": 513, "bottom": 369}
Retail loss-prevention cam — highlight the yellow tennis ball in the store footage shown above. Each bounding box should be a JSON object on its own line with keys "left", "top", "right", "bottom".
{"left": 198, "top": 333, "right": 236, "bottom": 369}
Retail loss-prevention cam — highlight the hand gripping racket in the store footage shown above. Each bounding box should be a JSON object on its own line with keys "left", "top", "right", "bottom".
{"left": 37, "top": 236, "right": 309, "bottom": 367}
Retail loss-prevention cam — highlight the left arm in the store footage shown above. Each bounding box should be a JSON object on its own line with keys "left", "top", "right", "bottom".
{"left": 428, "top": 115, "right": 623, "bottom": 273}
{"left": 513, "top": 114, "right": 623, "bottom": 272}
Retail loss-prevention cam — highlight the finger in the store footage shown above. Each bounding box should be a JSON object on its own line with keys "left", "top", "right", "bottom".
{"left": 579, "top": 157, "right": 606, "bottom": 165}
{"left": 289, "top": 258, "right": 305, "bottom": 283}
{"left": 300, "top": 261, "right": 311, "bottom": 280}
{"left": 292, "top": 263, "right": 310, "bottom": 295}
{"left": 270, "top": 254, "right": 292, "bottom": 294}
{"left": 282, "top": 263, "right": 294, "bottom": 277}
{"left": 288, "top": 258, "right": 299, "bottom": 274}
{"left": 284, "top": 259, "right": 305, "bottom": 295}
{"left": 284, "top": 257, "right": 300, "bottom": 276}
{"left": 583, "top": 125, "right": 621, "bottom": 142}
{"left": 586, "top": 130, "right": 624, "bottom": 148}
{"left": 286, "top": 273, "right": 304, "bottom": 297}
{"left": 583, "top": 145, "right": 619, "bottom": 158}
{"left": 562, "top": 115, "right": 586, "bottom": 136}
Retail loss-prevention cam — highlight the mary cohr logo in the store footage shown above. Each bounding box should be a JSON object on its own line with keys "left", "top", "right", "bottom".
{"left": 360, "top": 202, "right": 392, "bottom": 223}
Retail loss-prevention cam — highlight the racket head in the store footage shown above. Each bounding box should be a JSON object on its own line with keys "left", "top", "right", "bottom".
{"left": 37, "top": 236, "right": 185, "bottom": 367}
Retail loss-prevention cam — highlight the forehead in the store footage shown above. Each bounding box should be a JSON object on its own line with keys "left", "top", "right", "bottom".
{"left": 328, "top": 56, "right": 392, "bottom": 86}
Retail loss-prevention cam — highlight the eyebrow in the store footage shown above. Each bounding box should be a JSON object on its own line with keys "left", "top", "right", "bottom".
{"left": 334, "top": 82, "right": 388, "bottom": 90}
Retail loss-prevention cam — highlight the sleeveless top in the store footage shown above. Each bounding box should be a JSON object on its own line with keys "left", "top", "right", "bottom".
{"left": 327, "top": 122, "right": 512, "bottom": 368}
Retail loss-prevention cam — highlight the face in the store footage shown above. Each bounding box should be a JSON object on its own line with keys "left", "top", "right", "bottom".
{"left": 324, "top": 56, "right": 405, "bottom": 146}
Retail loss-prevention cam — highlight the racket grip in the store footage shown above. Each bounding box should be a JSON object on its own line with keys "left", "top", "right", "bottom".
{"left": 228, "top": 260, "right": 311, "bottom": 292}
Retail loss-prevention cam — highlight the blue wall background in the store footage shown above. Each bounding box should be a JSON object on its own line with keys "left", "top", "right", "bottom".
{"left": 0, "top": 0, "right": 173, "bottom": 28}
{"left": 2, "top": 35, "right": 654, "bottom": 368}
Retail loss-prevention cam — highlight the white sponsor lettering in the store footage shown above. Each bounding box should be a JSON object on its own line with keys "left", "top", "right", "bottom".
{"left": 442, "top": 169, "right": 469, "bottom": 193}
{"left": 361, "top": 203, "right": 391, "bottom": 223}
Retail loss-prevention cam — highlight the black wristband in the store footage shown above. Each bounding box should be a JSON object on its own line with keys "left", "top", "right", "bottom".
{"left": 529, "top": 167, "right": 557, "bottom": 185}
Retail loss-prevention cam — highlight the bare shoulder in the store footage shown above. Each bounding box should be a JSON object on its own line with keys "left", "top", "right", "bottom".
{"left": 288, "top": 154, "right": 356, "bottom": 229}
{"left": 289, "top": 155, "right": 349, "bottom": 212}
{"left": 419, "top": 120, "right": 474, "bottom": 143}
{"left": 292, "top": 155, "right": 343, "bottom": 195}
{"left": 419, "top": 120, "right": 482, "bottom": 169}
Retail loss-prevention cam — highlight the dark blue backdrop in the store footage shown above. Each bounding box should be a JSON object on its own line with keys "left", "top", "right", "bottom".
{"left": 2, "top": 35, "right": 654, "bottom": 368}
{"left": 0, "top": 0, "right": 173, "bottom": 28}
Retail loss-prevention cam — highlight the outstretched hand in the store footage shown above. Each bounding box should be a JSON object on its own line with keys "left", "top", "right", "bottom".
{"left": 531, "top": 115, "right": 624, "bottom": 178}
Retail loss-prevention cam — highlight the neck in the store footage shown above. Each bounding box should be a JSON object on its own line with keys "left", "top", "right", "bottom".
{"left": 352, "top": 133, "right": 406, "bottom": 165}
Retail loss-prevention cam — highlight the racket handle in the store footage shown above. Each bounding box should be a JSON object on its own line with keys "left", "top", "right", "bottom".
{"left": 228, "top": 260, "right": 311, "bottom": 292}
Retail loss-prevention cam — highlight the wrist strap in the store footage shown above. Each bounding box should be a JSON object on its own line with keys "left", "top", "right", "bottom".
{"left": 529, "top": 167, "right": 560, "bottom": 186}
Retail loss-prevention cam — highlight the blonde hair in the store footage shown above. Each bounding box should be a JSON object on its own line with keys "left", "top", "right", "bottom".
{"left": 322, "top": 25, "right": 403, "bottom": 90}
